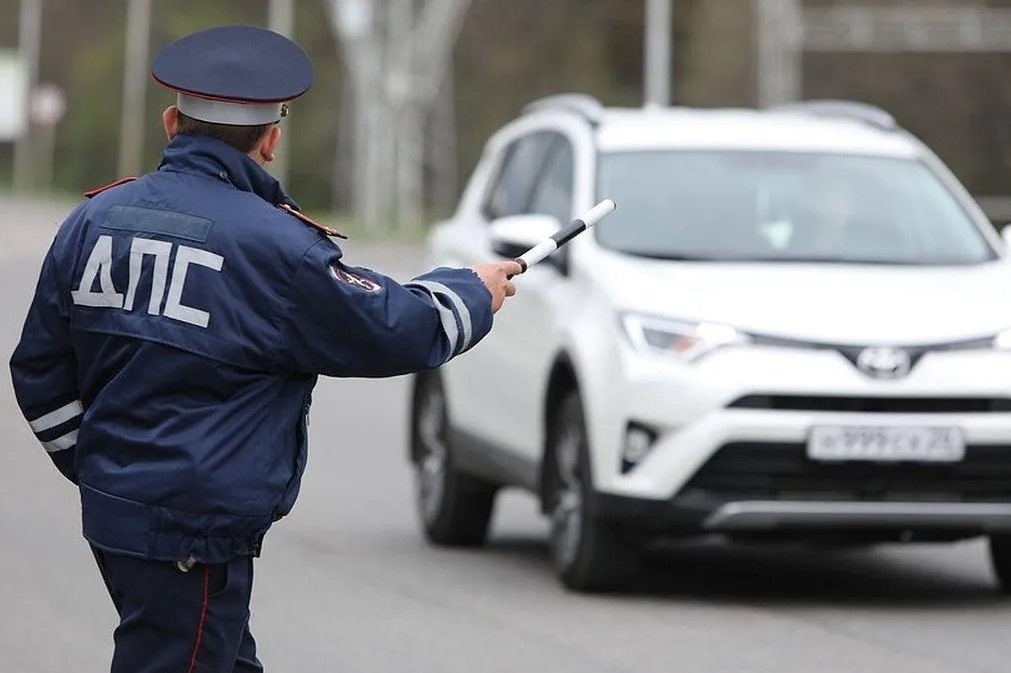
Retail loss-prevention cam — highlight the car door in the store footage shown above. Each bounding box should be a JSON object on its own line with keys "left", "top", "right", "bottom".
{"left": 440, "top": 129, "right": 577, "bottom": 480}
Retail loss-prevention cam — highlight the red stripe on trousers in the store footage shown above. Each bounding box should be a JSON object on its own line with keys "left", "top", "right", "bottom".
{"left": 186, "top": 565, "right": 211, "bottom": 673}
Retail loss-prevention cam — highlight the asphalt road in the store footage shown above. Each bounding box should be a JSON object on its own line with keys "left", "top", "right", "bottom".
{"left": 2, "top": 195, "right": 1010, "bottom": 673}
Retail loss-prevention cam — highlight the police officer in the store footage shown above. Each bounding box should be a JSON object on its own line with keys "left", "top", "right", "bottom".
{"left": 9, "top": 25, "right": 520, "bottom": 673}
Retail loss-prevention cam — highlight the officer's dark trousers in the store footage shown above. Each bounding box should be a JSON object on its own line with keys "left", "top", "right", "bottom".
{"left": 91, "top": 546, "right": 263, "bottom": 673}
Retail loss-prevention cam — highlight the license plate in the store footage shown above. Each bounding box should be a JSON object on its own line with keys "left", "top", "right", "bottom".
{"left": 807, "top": 426, "right": 965, "bottom": 463}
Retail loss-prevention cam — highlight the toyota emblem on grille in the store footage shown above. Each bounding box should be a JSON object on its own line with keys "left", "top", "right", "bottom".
{"left": 856, "top": 346, "right": 912, "bottom": 379}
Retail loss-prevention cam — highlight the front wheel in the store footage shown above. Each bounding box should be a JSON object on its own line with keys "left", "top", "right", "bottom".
{"left": 547, "top": 392, "right": 638, "bottom": 591}
{"left": 411, "top": 372, "right": 497, "bottom": 547}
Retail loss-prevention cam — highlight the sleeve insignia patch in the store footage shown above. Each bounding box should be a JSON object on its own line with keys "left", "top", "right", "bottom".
{"left": 329, "top": 264, "right": 383, "bottom": 293}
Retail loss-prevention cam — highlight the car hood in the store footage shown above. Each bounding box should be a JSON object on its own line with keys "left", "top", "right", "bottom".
{"left": 596, "top": 253, "right": 1011, "bottom": 344}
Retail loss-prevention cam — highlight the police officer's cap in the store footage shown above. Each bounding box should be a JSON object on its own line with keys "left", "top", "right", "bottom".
{"left": 152, "top": 25, "right": 314, "bottom": 127}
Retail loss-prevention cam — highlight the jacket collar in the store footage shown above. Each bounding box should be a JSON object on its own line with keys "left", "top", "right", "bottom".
{"left": 158, "top": 134, "right": 299, "bottom": 210}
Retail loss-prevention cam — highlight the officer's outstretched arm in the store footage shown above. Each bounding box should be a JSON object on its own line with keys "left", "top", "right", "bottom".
{"left": 10, "top": 240, "right": 82, "bottom": 484}
{"left": 278, "top": 241, "right": 495, "bottom": 377}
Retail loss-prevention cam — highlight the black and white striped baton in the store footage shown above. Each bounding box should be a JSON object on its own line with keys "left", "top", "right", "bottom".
{"left": 511, "top": 199, "right": 617, "bottom": 276}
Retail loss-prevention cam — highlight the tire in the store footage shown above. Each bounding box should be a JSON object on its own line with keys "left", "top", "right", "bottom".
{"left": 411, "top": 372, "right": 497, "bottom": 547}
{"left": 989, "top": 535, "right": 1011, "bottom": 593}
{"left": 547, "top": 392, "right": 638, "bottom": 591}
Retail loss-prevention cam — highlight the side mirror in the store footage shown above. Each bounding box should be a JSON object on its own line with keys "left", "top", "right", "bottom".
{"left": 489, "top": 214, "right": 561, "bottom": 261}
{"left": 1002, "top": 224, "right": 1011, "bottom": 246}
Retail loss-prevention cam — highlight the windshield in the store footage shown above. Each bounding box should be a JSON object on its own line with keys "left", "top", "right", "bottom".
{"left": 595, "top": 151, "right": 995, "bottom": 265}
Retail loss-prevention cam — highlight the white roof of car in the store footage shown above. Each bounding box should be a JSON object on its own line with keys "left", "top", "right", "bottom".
{"left": 594, "top": 107, "right": 920, "bottom": 158}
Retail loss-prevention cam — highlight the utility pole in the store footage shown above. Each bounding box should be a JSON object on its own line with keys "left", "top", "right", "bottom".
{"left": 327, "top": 0, "right": 379, "bottom": 229}
{"left": 118, "top": 0, "right": 152, "bottom": 177}
{"left": 268, "top": 0, "right": 295, "bottom": 185}
{"left": 13, "top": 0, "right": 41, "bottom": 192}
{"left": 756, "top": 0, "right": 803, "bottom": 107}
{"left": 644, "top": 0, "right": 673, "bottom": 106}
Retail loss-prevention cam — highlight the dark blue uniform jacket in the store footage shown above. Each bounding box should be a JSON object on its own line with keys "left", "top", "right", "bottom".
{"left": 10, "top": 134, "right": 493, "bottom": 563}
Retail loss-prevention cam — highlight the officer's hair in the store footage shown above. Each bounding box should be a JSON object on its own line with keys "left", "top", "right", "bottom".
{"left": 176, "top": 111, "right": 273, "bottom": 154}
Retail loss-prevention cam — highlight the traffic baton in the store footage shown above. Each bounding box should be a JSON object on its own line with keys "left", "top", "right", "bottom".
{"left": 511, "top": 199, "right": 617, "bottom": 276}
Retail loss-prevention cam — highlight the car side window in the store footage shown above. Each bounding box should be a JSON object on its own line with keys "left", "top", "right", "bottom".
{"left": 483, "top": 132, "right": 556, "bottom": 221}
{"left": 528, "top": 137, "right": 574, "bottom": 225}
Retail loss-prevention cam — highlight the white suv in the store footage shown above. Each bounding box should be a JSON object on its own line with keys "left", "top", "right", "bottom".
{"left": 409, "top": 95, "right": 1011, "bottom": 591}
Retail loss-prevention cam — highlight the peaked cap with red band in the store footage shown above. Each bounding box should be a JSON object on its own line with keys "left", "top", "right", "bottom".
{"left": 152, "top": 25, "right": 314, "bottom": 126}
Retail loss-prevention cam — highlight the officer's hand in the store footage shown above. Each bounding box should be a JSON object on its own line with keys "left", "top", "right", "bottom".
{"left": 471, "top": 261, "right": 521, "bottom": 313}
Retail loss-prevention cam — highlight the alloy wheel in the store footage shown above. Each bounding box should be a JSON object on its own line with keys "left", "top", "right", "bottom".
{"left": 416, "top": 385, "right": 448, "bottom": 526}
{"left": 551, "top": 424, "right": 584, "bottom": 570}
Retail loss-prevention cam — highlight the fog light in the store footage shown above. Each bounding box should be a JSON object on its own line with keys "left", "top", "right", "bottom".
{"left": 621, "top": 423, "right": 657, "bottom": 473}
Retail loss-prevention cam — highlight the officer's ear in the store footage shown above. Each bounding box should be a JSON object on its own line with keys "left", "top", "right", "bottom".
{"left": 257, "top": 125, "right": 282, "bottom": 163}
{"left": 162, "top": 106, "right": 180, "bottom": 140}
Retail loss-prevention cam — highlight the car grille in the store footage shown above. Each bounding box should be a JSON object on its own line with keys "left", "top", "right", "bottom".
{"left": 683, "top": 442, "right": 1011, "bottom": 502}
{"left": 728, "top": 395, "right": 1011, "bottom": 413}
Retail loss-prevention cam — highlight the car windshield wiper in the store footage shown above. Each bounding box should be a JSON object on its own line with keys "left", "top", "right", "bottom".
{"left": 622, "top": 251, "right": 887, "bottom": 263}
{"left": 620, "top": 251, "right": 724, "bottom": 262}
{"left": 738, "top": 256, "right": 936, "bottom": 266}
{"left": 616, "top": 250, "right": 981, "bottom": 265}
{"left": 728, "top": 255, "right": 868, "bottom": 264}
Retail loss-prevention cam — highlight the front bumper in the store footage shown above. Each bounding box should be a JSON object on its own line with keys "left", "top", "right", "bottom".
{"left": 591, "top": 438, "right": 1011, "bottom": 537}
{"left": 577, "top": 342, "right": 1011, "bottom": 540}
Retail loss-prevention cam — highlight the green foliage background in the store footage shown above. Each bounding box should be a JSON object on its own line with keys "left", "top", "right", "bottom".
{"left": 3, "top": 0, "right": 1011, "bottom": 216}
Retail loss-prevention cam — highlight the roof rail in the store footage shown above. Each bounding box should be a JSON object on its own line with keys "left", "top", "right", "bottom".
{"left": 770, "top": 100, "right": 898, "bottom": 131}
{"left": 522, "top": 94, "right": 604, "bottom": 125}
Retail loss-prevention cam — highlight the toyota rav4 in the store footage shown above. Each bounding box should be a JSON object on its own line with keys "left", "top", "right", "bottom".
{"left": 409, "top": 95, "right": 1011, "bottom": 592}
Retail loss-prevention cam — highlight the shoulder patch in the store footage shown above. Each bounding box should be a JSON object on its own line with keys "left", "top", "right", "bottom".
{"left": 329, "top": 264, "right": 383, "bottom": 293}
{"left": 278, "top": 203, "right": 348, "bottom": 239}
{"left": 84, "top": 176, "right": 138, "bottom": 198}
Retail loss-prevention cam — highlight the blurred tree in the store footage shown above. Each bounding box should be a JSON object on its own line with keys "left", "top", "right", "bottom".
{"left": 676, "top": 0, "right": 1011, "bottom": 197}
{"left": 6, "top": 0, "right": 1011, "bottom": 221}
{"left": 326, "top": 0, "right": 472, "bottom": 234}
{"left": 454, "top": 0, "right": 648, "bottom": 181}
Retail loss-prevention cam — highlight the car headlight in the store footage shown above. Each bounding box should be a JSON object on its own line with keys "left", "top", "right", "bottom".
{"left": 620, "top": 313, "right": 751, "bottom": 363}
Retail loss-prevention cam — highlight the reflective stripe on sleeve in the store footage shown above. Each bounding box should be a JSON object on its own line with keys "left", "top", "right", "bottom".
{"left": 407, "top": 283, "right": 461, "bottom": 358}
{"left": 42, "top": 429, "right": 78, "bottom": 453}
{"left": 29, "top": 400, "right": 84, "bottom": 434}
{"left": 408, "top": 280, "right": 474, "bottom": 353}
